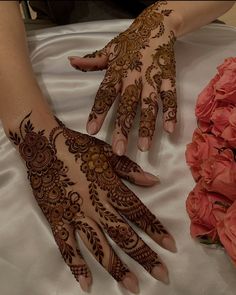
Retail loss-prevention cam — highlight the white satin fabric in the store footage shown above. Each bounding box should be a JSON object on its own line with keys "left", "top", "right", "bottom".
{"left": 1, "top": 20, "right": 236, "bottom": 295}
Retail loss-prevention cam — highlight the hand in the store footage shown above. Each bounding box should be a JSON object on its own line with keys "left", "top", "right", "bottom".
{"left": 9, "top": 111, "right": 176, "bottom": 293}
{"left": 69, "top": 1, "right": 177, "bottom": 155}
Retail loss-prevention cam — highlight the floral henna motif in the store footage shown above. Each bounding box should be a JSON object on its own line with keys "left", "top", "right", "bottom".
{"left": 102, "top": 222, "right": 139, "bottom": 250}
{"left": 139, "top": 95, "right": 159, "bottom": 139}
{"left": 147, "top": 32, "right": 176, "bottom": 87}
{"left": 9, "top": 113, "right": 103, "bottom": 281}
{"left": 87, "top": 1, "right": 176, "bottom": 138}
{"left": 161, "top": 89, "right": 177, "bottom": 122}
{"left": 10, "top": 112, "right": 169, "bottom": 284}
{"left": 88, "top": 83, "right": 117, "bottom": 122}
{"left": 116, "top": 78, "right": 142, "bottom": 138}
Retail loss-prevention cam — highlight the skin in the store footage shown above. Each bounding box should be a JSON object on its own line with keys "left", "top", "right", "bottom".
{"left": 69, "top": 0, "right": 235, "bottom": 155}
{"left": 0, "top": 0, "right": 235, "bottom": 293}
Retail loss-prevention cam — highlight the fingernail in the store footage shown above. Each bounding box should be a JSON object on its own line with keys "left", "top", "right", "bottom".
{"left": 165, "top": 121, "right": 175, "bottom": 134}
{"left": 144, "top": 172, "right": 160, "bottom": 184}
{"left": 151, "top": 265, "right": 169, "bottom": 284}
{"left": 87, "top": 121, "right": 98, "bottom": 135}
{"left": 68, "top": 56, "right": 79, "bottom": 60}
{"left": 138, "top": 137, "right": 150, "bottom": 152}
{"left": 114, "top": 140, "right": 126, "bottom": 156}
{"left": 78, "top": 275, "right": 90, "bottom": 292}
{"left": 121, "top": 275, "right": 139, "bottom": 294}
{"left": 162, "top": 236, "right": 177, "bottom": 253}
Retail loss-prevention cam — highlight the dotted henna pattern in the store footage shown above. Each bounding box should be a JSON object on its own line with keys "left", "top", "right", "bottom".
{"left": 86, "top": 0, "right": 177, "bottom": 140}
{"left": 9, "top": 112, "right": 169, "bottom": 283}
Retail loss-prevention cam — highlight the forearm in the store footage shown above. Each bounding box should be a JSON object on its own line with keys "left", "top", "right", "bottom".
{"left": 0, "top": 1, "right": 55, "bottom": 132}
{"left": 165, "top": 1, "right": 235, "bottom": 37}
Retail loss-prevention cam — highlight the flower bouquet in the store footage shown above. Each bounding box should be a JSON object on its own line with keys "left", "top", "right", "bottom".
{"left": 185, "top": 57, "right": 236, "bottom": 264}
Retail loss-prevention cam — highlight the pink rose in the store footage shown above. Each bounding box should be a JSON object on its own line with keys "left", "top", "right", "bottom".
{"left": 215, "top": 57, "right": 236, "bottom": 103}
{"left": 186, "top": 183, "right": 231, "bottom": 241}
{"left": 221, "top": 108, "right": 236, "bottom": 147}
{"left": 195, "top": 57, "right": 236, "bottom": 126}
{"left": 218, "top": 57, "right": 236, "bottom": 75}
{"left": 200, "top": 149, "right": 236, "bottom": 201}
{"left": 210, "top": 105, "right": 234, "bottom": 137}
{"left": 185, "top": 128, "right": 225, "bottom": 181}
{"left": 195, "top": 74, "right": 220, "bottom": 123}
{"left": 217, "top": 201, "right": 236, "bottom": 265}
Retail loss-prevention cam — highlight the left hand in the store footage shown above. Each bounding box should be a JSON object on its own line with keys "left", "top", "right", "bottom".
{"left": 69, "top": 1, "right": 177, "bottom": 155}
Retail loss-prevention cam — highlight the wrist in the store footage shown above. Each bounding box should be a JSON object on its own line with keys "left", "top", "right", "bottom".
{"left": 3, "top": 107, "right": 57, "bottom": 141}
{"left": 164, "top": 10, "right": 184, "bottom": 38}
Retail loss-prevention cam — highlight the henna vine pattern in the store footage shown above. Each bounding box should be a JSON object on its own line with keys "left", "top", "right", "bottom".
{"left": 146, "top": 32, "right": 177, "bottom": 123}
{"left": 139, "top": 94, "right": 159, "bottom": 139}
{"left": 10, "top": 112, "right": 170, "bottom": 284}
{"left": 86, "top": 0, "right": 177, "bottom": 143}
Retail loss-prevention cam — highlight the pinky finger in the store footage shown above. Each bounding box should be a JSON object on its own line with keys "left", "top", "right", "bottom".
{"left": 75, "top": 217, "right": 139, "bottom": 294}
{"left": 52, "top": 225, "right": 92, "bottom": 292}
{"left": 161, "top": 88, "right": 177, "bottom": 134}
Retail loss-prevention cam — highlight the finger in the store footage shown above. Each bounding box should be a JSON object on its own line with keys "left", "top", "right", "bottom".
{"left": 68, "top": 46, "right": 110, "bottom": 72}
{"left": 112, "top": 77, "right": 142, "bottom": 156}
{"left": 90, "top": 136, "right": 159, "bottom": 186}
{"left": 160, "top": 87, "right": 177, "bottom": 134}
{"left": 138, "top": 91, "right": 159, "bottom": 152}
{"left": 108, "top": 183, "right": 177, "bottom": 254}
{"left": 158, "top": 33, "right": 177, "bottom": 133}
{"left": 86, "top": 69, "right": 122, "bottom": 135}
{"left": 108, "top": 152, "right": 159, "bottom": 186}
{"left": 52, "top": 224, "right": 92, "bottom": 292}
{"left": 98, "top": 206, "right": 169, "bottom": 284}
{"left": 74, "top": 217, "right": 139, "bottom": 294}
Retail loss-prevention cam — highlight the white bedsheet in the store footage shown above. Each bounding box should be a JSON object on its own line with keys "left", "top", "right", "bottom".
{"left": 0, "top": 20, "right": 236, "bottom": 295}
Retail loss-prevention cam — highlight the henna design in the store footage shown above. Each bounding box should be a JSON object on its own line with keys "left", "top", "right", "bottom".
{"left": 89, "top": 182, "right": 122, "bottom": 223}
{"left": 10, "top": 111, "right": 169, "bottom": 284}
{"left": 102, "top": 222, "right": 139, "bottom": 250}
{"left": 71, "top": 265, "right": 90, "bottom": 278}
{"left": 116, "top": 78, "right": 142, "bottom": 138}
{"left": 128, "top": 244, "right": 161, "bottom": 272}
{"left": 75, "top": 220, "right": 104, "bottom": 264}
{"left": 108, "top": 249, "right": 129, "bottom": 281}
{"left": 161, "top": 89, "right": 177, "bottom": 121}
{"left": 108, "top": 154, "right": 140, "bottom": 174}
{"left": 147, "top": 32, "right": 176, "bottom": 87}
{"left": 87, "top": 1, "right": 176, "bottom": 138}
{"left": 108, "top": 186, "right": 168, "bottom": 235}
{"left": 139, "top": 94, "right": 159, "bottom": 139}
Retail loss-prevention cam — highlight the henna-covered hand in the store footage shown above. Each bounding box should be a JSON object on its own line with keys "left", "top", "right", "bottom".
{"left": 69, "top": 1, "right": 177, "bottom": 155}
{"left": 9, "top": 112, "right": 176, "bottom": 293}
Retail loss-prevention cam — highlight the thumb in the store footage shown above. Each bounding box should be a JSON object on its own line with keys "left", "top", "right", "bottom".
{"left": 68, "top": 47, "right": 110, "bottom": 72}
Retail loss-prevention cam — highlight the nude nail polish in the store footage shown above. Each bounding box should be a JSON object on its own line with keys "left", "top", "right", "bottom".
{"left": 121, "top": 275, "right": 139, "bottom": 294}
{"left": 151, "top": 265, "right": 169, "bottom": 285}
{"left": 87, "top": 121, "right": 98, "bottom": 134}
{"left": 165, "top": 121, "right": 175, "bottom": 134}
{"left": 162, "top": 236, "right": 177, "bottom": 253}
{"left": 138, "top": 137, "right": 150, "bottom": 151}
{"left": 144, "top": 172, "right": 160, "bottom": 184}
{"left": 114, "top": 140, "right": 125, "bottom": 156}
{"left": 78, "top": 275, "right": 90, "bottom": 292}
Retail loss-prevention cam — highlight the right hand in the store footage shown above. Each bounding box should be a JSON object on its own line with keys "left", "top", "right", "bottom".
{"left": 8, "top": 111, "right": 176, "bottom": 293}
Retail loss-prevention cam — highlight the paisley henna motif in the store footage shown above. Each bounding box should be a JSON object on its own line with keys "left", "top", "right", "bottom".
{"left": 9, "top": 111, "right": 170, "bottom": 285}
{"left": 139, "top": 94, "right": 159, "bottom": 139}
{"left": 116, "top": 78, "right": 142, "bottom": 138}
{"left": 87, "top": 1, "right": 177, "bottom": 139}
